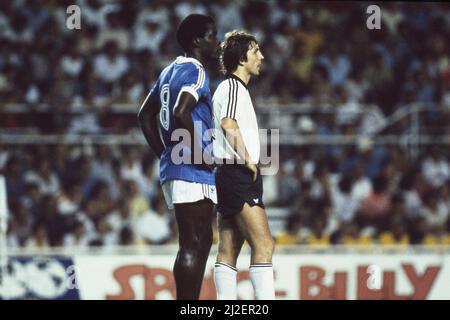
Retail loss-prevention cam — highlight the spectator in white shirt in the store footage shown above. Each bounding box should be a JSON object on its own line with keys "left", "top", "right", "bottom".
{"left": 78, "top": 0, "right": 116, "bottom": 30}
{"left": 135, "top": 198, "right": 174, "bottom": 245}
{"left": 107, "top": 198, "right": 134, "bottom": 238}
{"left": 60, "top": 41, "right": 84, "bottom": 79}
{"left": 133, "top": 19, "right": 167, "bottom": 54}
{"left": 93, "top": 40, "right": 129, "bottom": 91}
{"left": 135, "top": 1, "right": 169, "bottom": 28}
{"left": 57, "top": 179, "right": 83, "bottom": 219}
{"left": 350, "top": 163, "right": 373, "bottom": 203}
{"left": 96, "top": 11, "right": 130, "bottom": 51}
{"left": 421, "top": 189, "right": 449, "bottom": 234}
{"left": 89, "top": 215, "right": 118, "bottom": 248}
{"left": 331, "top": 176, "right": 360, "bottom": 224}
{"left": 24, "top": 159, "right": 60, "bottom": 196}
{"left": 422, "top": 145, "right": 449, "bottom": 188}
{"left": 399, "top": 172, "right": 423, "bottom": 219}
{"left": 336, "top": 86, "right": 363, "bottom": 127}
{"left": 120, "top": 146, "right": 144, "bottom": 185}
{"left": 317, "top": 43, "right": 351, "bottom": 88}
{"left": 90, "top": 145, "right": 120, "bottom": 200}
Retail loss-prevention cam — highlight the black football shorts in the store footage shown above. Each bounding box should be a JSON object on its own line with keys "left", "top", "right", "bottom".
{"left": 215, "top": 164, "right": 265, "bottom": 218}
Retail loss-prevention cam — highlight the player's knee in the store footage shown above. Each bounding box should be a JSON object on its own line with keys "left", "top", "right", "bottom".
{"left": 181, "top": 234, "right": 212, "bottom": 257}
{"left": 176, "top": 249, "right": 196, "bottom": 269}
{"left": 218, "top": 242, "right": 240, "bottom": 261}
{"left": 253, "top": 236, "right": 275, "bottom": 258}
{"left": 178, "top": 243, "right": 211, "bottom": 269}
{"left": 263, "top": 237, "right": 275, "bottom": 256}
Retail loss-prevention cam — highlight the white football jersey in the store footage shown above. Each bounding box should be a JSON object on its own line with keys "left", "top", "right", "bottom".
{"left": 212, "top": 75, "right": 260, "bottom": 164}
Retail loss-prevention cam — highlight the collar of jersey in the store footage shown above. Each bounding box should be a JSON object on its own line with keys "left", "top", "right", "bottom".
{"left": 175, "top": 56, "right": 203, "bottom": 68}
{"left": 228, "top": 73, "right": 248, "bottom": 90}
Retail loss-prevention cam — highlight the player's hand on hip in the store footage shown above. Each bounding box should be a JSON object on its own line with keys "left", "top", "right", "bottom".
{"left": 200, "top": 163, "right": 215, "bottom": 172}
{"left": 199, "top": 154, "right": 215, "bottom": 172}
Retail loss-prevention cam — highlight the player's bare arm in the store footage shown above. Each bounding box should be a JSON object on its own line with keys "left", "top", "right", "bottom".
{"left": 138, "top": 92, "right": 164, "bottom": 158}
{"left": 221, "top": 117, "right": 258, "bottom": 181}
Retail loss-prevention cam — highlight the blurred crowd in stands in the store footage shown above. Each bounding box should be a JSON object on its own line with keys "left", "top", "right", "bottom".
{"left": 271, "top": 143, "right": 449, "bottom": 246}
{"left": 1, "top": 141, "right": 449, "bottom": 248}
{"left": 0, "top": 1, "right": 449, "bottom": 248}
{"left": 1, "top": 144, "right": 177, "bottom": 248}
{"left": 1, "top": 1, "right": 450, "bottom": 114}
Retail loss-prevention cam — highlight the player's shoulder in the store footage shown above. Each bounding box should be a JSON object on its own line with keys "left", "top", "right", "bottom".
{"left": 215, "top": 78, "right": 234, "bottom": 94}
{"left": 218, "top": 76, "right": 247, "bottom": 91}
{"left": 175, "top": 56, "right": 204, "bottom": 73}
{"left": 212, "top": 79, "right": 229, "bottom": 101}
{"left": 158, "top": 61, "right": 176, "bottom": 82}
{"left": 184, "top": 62, "right": 202, "bottom": 74}
{"left": 179, "top": 60, "right": 208, "bottom": 87}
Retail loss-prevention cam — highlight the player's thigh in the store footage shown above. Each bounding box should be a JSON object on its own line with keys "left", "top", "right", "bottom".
{"left": 234, "top": 203, "right": 273, "bottom": 248}
{"left": 217, "top": 214, "right": 245, "bottom": 256}
{"left": 174, "top": 200, "right": 215, "bottom": 244}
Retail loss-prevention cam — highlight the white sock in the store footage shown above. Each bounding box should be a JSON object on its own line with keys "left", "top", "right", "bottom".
{"left": 214, "top": 262, "right": 238, "bottom": 300}
{"left": 249, "top": 263, "right": 275, "bottom": 300}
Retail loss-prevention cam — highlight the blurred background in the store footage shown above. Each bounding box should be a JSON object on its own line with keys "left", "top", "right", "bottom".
{"left": 0, "top": 0, "right": 449, "bottom": 300}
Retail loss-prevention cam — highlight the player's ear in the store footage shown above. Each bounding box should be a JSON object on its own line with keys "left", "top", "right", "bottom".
{"left": 238, "top": 52, "right": 248, "bottom": 66}
{"left": 192, "top": 37, "right": 201, "bottom": 48}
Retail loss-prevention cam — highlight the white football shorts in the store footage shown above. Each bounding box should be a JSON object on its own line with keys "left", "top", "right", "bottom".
{"left": 162, "top": 180, "right": 217, "bottom": 210}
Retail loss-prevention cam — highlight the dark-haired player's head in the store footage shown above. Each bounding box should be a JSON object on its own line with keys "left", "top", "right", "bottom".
{"left": 220, "top": 30, "right": 263, "bottom": 75}
{"left": 176, "top": 14, "right": 218, "bottom": 60}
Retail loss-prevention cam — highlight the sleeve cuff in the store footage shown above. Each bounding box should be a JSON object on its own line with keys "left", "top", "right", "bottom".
{"left": 180, "top": 86, "right": 199, "bottom": 102}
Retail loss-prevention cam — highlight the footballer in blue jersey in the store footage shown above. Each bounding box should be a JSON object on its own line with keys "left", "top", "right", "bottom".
{"left": 149, "top": 56, "right": 215, "bottom": 186}
{"left": 138, "top": 14, "right": 219, "bottom": 300}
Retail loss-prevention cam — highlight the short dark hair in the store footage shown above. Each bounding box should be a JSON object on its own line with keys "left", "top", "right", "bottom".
{"left": 176, "top": 14, "right": 214, "bottom": 52}
{"left": 221, "top": 30, "right": 257, "bottom": 74}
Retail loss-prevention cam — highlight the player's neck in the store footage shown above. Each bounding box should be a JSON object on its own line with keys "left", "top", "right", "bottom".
{"left": 232, "top": 69, "right": 250, "bottom": 85}
{"left": 185, "top": 50, "right": 205, "bottom": 66}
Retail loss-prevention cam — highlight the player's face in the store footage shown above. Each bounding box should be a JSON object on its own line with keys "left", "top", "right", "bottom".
{"left": 244, "top": 42, "right": 264, "bottom": 76}
{"left": 200, "top": 23, "right": 220, "bottom": 61}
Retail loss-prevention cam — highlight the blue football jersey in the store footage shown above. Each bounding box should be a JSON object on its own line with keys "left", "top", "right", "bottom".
{"left": 148, "top": 56, "right": 215, "bottom": 186}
